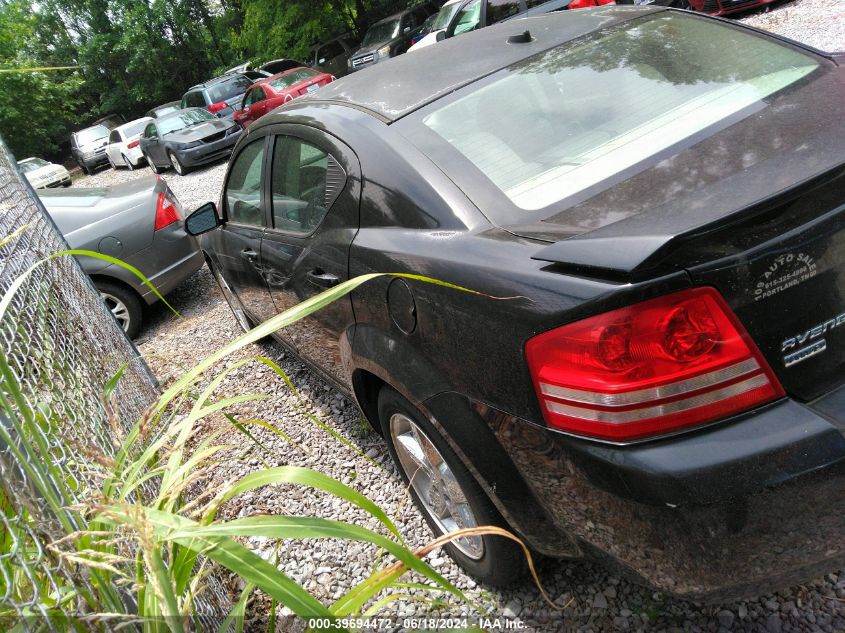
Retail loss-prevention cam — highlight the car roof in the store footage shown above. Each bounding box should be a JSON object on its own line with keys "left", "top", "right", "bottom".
{"left": 186, "top": 73, "right": 248, "bottom": 92}
{"left": 299, "top": 7, "right": 664, "bottom": 122}
{"left": 116, "top": 117, "right": 152, "bottom": 132}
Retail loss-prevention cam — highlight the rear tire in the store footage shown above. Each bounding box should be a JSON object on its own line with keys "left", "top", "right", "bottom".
{"left": 145, "top": 152, "right": 163, "bottom": 174}
{"left": 123, "top": 154, "right": 135, "bottom": 171}
{"left": 107, "top": 155, "right": 117, "bottom": 170}
{"left": 94, "top": 280, "right": 143, "bottom": 339}
{"left": 378, "top": 386, "right": 527, "bottom": 587}
{"left": 168, "top": 151, "right": 189, "bottom": 176}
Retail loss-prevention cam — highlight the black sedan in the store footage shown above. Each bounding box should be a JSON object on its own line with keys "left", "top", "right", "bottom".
{"left": 185, "top": 8, "right": 845, "bottom": 600}
{"left": 139, "top": 108, "right": 242, "bottom": 176}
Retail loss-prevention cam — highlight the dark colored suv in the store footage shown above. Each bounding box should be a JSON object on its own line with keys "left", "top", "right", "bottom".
{"left": 180, "top": 73, "right": 255, "bottom": 120}
{"left": 305, "top": 34, "right": 360, "bottom": 78}
{"left": 349, "top": 5, "right": 437, "bottom": 72}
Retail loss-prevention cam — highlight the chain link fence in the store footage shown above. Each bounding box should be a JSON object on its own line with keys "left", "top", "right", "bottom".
{"left": 0, "top": 139, "right": 230, "bottom": 630}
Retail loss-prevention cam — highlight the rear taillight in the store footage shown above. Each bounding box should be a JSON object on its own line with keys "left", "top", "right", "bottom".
{"left": 525, "top": 287, "right": 784, "bottom": 442}
{"left": 154, "top": 191, "right": 182, "bottom": 231}
{"left": 569, "top": 0, "right": 614, "bottom": 7}
{"left": 207, "top": 101, "right": 228, "bottom": 114}
{"left": 127, "top": 140, "right": 140, "bottom": 149}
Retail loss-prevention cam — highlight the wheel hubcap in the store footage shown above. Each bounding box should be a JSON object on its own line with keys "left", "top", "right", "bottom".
{"left": 171, "top": 154, "right": 182, "bottom": 174}
{"left": 389, "top": 412, "right": 484, "bottom": 559}
{"left": 100, "top": 292, "right": 130, "bottom": 332}
{"left": 214, "top": 267, "right": 251, "bottom": 332}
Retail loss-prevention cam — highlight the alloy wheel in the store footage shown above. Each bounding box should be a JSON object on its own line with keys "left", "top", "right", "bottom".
{"left": 389, "top": 412, "right": 484, "bottom": 559}
{"left": 169, "top": 152, "right": 184, "bottom": 176}
{"left": 100, "top": 291, "right": 131, "bottom": 332}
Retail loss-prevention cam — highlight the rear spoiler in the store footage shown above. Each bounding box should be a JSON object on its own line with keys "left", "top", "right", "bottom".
{"left": 531, "top": 233, "right": 681, "bottom": 278}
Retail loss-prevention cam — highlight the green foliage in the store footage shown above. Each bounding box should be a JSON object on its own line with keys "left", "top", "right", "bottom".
{"left": 0, "top": 0, "right": 424, "bottom": 161}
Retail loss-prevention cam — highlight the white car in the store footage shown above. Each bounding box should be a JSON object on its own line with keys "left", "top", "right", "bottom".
{"left": 408, "top": 0, "right": 466, "bottom": 52}
{"left": 106, "top": 118, "right": 153, "bottom": 170}
{"left": 17, "top": 158, "right": 71, "bottom": 189}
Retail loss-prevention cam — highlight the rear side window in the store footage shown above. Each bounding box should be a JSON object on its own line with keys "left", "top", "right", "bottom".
{"left": 226, "top": 140, "right": 265, "bottom": 226}
{"left": 184, "top": 91, "right": 207, "bottom": 108}
{"left": 487, "top": 0, "right": 521, "bottom": 25}
{"left": 421, "top": 13, "right": 819, "bottom": 212}
{"left": 109, "top": 130, "right": 121, "bottom": 143}
{"left": 318, "top": 41, "right": 343, "bottom": 61}
{"left": 270, "top": 136, "right": 344, "bottom": 234}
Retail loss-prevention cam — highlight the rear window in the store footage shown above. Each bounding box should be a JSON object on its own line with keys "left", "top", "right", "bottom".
{"left": 416, "top": 13, "right": 819, "bottom": 214}
{"left": 268, "top": 69, "right": 320, "bottom": 90}
{"left": 120, "top": 120, "right": 148, "bottom": 138}
{"left": 208, "top": 75, "right": 254, "bottom": 103}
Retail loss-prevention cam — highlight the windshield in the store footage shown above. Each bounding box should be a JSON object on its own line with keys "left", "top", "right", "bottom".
{"left": 268, "top": 69, "right": 320, "bottom": 91}
{"left": 208, "top": 75, "right": 254, "bottom": 103}
{"left": 120, "top": 120, "right": 148, "bottom": 138}
{"left": 75, "top": 125, "right": 109, "bottom": 145}
{"left": 158, "top": 109, "right": 216, "bottom": 135}
{"left": 431, "top": 2, "right": 462, "bottom": 30}
{"left": 18, "top": 159, "right": 48, "bottom": 173}
{"left": 362, "top": 18, "right": 400, "bottom": 47}
{"left": 420, "top": 13, "right": 818, "bottom": 212}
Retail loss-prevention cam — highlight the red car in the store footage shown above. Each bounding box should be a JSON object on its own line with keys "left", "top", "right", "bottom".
{"left": 233, "top": 67, "right": 334, "bottom": 127}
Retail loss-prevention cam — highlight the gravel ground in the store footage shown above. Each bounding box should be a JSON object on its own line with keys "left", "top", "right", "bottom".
{"left": 739, "top": 0, "right": 845, "bottom": 52}
{"left": 74, "top": 7, "right": 845, "bottom": 629}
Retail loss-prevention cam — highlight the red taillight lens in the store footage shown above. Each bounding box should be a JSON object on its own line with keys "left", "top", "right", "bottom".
{"left": 154, "top": 191, "right": 182, "bottom": 231}
{"left": 569, "top": 0, "right": 614, "bottom": 7}
{"left": 207, "top": 101, "right": 227, "bottom": 114}
{"left": 525, "top": 287, "right": 784, "bottom": 442}
{"left": 127, "top": 140, "right": 140, "bottom": 149}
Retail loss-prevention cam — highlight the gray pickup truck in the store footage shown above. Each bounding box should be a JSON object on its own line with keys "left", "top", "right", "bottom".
{"left": 38, "top": 176, "right": 204, "bottom": 337}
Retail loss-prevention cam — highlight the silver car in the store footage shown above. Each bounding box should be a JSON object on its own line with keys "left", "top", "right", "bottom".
{"left": 38, "top": 176, "right": 204, "bottom": 337}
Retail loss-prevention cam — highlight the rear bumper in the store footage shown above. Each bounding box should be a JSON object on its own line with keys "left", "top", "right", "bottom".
{"left": 140, "top": 248, "right": 204, "bottom": 304}
{"left": 432, "top": 391, "right": 845, "bottom": 601}
{"left": 176, "top": 130, "right": 242, "bottom": 168}
{"left": 700, "top": 0, "right": 778, "bottom": 16}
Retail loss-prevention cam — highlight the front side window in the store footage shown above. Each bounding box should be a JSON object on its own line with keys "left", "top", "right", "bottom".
{"left": 487, "top": 0, "right": 521, "bottom": 25}
{"left": 452, "top": 0, "right": 481, "bottom": 35}
{"left": 421, "top": 13, "right": 819, "bottom": 213}
{"left": 271, "top": 137, "right": 334, "bottom": 234}
{"left": 318, "top": 41, "right": 343, "bottom": 62}
{"left": 143, "top": 123, "right": 158, "bottom": 138}
{"left": 226, "top": 140, "right": 266, "bottom": 226}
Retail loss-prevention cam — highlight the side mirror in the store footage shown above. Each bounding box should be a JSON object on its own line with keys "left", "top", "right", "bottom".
{"left": 436, "top": 30, "right": 446, "bottom": 42}
{"left": 185, "top": 202, "right": 221, "bottom": 236}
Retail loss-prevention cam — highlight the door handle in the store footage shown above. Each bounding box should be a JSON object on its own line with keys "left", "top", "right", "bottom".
{"left": 307, "top": 269, "right": 340, "bottom": 288}
{"left": 241, "top": 249, "right": 258, "bottom": 260}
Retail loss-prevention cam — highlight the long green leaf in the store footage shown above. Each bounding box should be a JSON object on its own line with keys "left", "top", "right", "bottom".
{"left": 97, "top": 507, "right": 341, "bottom": 627}
{"left": 168, "top": 516, "right": 466, "bottom": 604}
{"left": 205, "top": 466, "right": 401, "bottom": 540}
